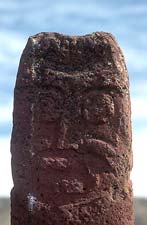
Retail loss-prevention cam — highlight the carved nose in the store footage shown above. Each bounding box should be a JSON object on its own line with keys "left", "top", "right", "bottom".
{"left": 56, "top": 120, "right": 68, "bottom": 149}
{"left": 56, "top": 94, "right": 81, "bottom": 150}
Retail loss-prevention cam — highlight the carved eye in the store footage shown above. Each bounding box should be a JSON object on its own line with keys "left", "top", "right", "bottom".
{"left": 82, "top": 92, "right": 114, "bottom": 124}
{"left": 37, "top": 89, "right": 64, "bottom": 122}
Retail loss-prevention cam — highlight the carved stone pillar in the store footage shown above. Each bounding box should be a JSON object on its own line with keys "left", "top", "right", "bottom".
{"left": 11, "top": 32, "right": 134, "bottom": 225}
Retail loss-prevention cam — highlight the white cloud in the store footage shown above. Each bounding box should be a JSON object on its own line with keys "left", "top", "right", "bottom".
{"left": 0, "top": 31, "right": 25, "bottom": 68}
{"left": 131, "top": 96, "right": 147, "bottom": 120}
{"left": 0, "top": 137, "right": 13, "bottom": 197}
{"left": 131, "top": 82, "right": 147, "bottom": 97}
{"left": 131, "top": 128, "right": 147, "bottom": 197}
{"left": 0, "top": 100, "right": 13, "bottom": 123}
{"left": 124, "top": 47, "right": 147, "bottom": 71}
{"left": 0, "top": 31, "right": 24, "bottom": 53}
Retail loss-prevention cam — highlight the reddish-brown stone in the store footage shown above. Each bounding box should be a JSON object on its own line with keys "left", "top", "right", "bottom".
{"left": 11, "top": 32, "right": 134, "bottom": 225}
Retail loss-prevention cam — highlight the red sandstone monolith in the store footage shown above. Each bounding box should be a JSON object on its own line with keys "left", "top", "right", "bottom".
{"left": 11, "top": 32, "right": 134, "bottom": 225}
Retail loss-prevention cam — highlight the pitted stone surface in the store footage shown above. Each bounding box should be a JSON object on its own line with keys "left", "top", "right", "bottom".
{"left": 11, "top": 32, "right": 134, "bottom": 225}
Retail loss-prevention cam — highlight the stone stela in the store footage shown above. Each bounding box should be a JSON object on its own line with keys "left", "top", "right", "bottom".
{"left": 11, "top": 32, "right": 134, "bottom": 225}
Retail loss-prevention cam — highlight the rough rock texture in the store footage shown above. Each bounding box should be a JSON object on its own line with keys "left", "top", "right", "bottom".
{"left": 11, "top": 32, "right": 134, "bottom": 225}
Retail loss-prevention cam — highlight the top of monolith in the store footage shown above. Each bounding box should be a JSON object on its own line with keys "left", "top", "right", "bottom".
{"left": 16, "top": 32, "right": 129, "bottom": 92}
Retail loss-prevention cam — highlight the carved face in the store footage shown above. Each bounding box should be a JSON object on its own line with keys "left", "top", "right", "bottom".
{"left": 34, "top": 75, "right": 121, "bottom": 151}
{"left": 25, "top": 34, "right": 131, "bottom": 204}
{"left": 30, "top": 34, "right": 130, "bottom": 153}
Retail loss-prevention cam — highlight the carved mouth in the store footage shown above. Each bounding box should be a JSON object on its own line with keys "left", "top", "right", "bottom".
{"left": 80, "top": 138, "right": 116, "bottom": 157}
{"left": 58, "top": 138, "right": 116, "bottom": 158}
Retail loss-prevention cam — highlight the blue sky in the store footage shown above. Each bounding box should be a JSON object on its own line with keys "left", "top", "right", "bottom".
{"left": 0, "top": 0, "right": 147, "bottom": 197}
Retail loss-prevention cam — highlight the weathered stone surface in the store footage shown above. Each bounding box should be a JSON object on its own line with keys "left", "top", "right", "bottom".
{"left": 11, "top": 32, "right": 134, "bottom": 225}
